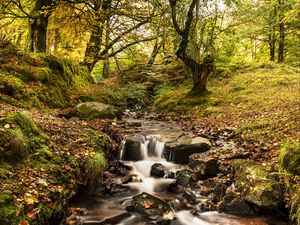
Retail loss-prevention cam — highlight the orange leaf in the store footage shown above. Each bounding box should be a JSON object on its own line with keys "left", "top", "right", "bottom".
{"left": 144, "top": 200, "right": 152, "bottom": 209}
{"left": 18, "top": 220, "right": 30, "bottom": 225}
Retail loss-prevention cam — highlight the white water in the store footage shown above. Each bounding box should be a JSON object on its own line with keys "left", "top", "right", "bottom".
{"left": 176, "top": 211, "right": 269, "bottom": 225}
{"left": 139, "top": 136, "right": 165, "bottom": 160}
{"left": 123, "top": 135, "right": 179, "bottom": 194}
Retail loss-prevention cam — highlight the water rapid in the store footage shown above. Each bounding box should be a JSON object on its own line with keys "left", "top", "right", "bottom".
{"left": 67, "top": 119, "right": 286, "bottom": 225}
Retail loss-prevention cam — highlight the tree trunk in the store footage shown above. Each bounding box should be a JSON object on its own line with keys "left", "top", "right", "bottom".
{"left": 15, "top": 31, "right": 25, "bottom": 48}
{"left": 169, "top": 0, "right": 212, "bottom": 95}
{"left": 269, "top": 32, "right": 276, "bottom": 61}
{"left": 278, "top": 21, "right": 284, "bottom": 63}
{"left": 102, "top": 20, "right": 110, "bottom": 78}
{"left": 148, "top": 38, "right": 163, "bottom": 65}
{"left": 189, "top": 56, "right": 213, "bottom": 95}
{"left": 278, "top": 0, "right": 285, "bottom": 63}
{"left": 268, "top": 4, "right": 277, "bottom": 61}
{"left": 50, "top": 28, "right": 60, "bottom": 53}
{"left": 84, "top": 0, "right": 111, "bottom": 71}
{"left": 28, "top": 0, "right": 52, "bottom": 53}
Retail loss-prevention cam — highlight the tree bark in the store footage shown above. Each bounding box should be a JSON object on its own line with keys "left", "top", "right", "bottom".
{"left": 269, "top": 32, "right": 276, "bottom": 61}
{"left": 148, "top": 37, "right": 163, "bottom": 65}
{"left": 84, "top": 1, "right": 109, "bottom": 71}
{"left": 268, "top": 4, "right": 277, "bottom": 61}
{"left": 28, "top": 0, "right": 53, "bottom": 53}
{"left": 102, "top": 20, "right": 110, "bottom": 78}
{"left": 278, "top": 0, "right": 285, "bottom": 63}
{"left": 50, "top": 28, "right": 60, "bottom": 53}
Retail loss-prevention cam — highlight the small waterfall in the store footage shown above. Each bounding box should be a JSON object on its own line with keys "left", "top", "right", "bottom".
{"left": 139, "top": 136, "right": 165, "bottom": 160}
{"left": 140, "top": 140, "right": 150, "bottom": 159}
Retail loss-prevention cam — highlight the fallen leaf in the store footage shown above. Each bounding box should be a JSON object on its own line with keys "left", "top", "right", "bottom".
{"left": 23, "top": 193, "right": 39, "bottom": 205}
{"left": 26, "top": 208, "right": 40, "bottom": 219}
{"left": 144, "top": 200, "right": 152, "bottom": 209}
{"left": 18, "top": 220, "right": 30, "bottom": 225}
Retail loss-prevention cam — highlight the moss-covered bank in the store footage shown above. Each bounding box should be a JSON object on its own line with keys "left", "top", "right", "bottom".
{"left": 278, "top": 141, "right": 300, "bottom": 224}
{"left": 0, "top": 110, "right": 110, "bottom": 225}
{"left": 0, "top": 42, "right": 93, "bottom": 109}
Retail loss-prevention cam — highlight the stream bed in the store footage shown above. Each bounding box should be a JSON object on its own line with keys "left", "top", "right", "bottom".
{"left": 66, "top": 118, "right": 288, "bottom": 225}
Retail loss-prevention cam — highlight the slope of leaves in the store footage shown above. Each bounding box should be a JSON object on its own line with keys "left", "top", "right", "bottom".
{"left": 0, "top": 102, "right": 114, "bottom": 225}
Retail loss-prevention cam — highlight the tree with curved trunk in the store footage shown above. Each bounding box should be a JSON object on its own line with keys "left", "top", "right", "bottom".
{"left": 169, "top": 0, "right": 213, "bottom": 95}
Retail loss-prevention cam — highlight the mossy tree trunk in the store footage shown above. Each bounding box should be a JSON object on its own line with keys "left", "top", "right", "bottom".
{"left": 28, "top": 0, "right": 53, "bottom": 53}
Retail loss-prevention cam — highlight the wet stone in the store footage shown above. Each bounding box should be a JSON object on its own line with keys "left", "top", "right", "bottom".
{"left": 108, "top": 160, "right": 132, "bottom": 176}
{"left": 165, "top": 137, "right": 211, "bottom": 164}
{"left": 122, "top": 135, "right": 145, "bottom": 161}
{"left": 150, "top": 163, "right": 165, "bottom": 178}
{"left": 218, "top": 192, "right": 255, "bottom": 216}
{"left": 175, "top": 170, "right": 197, "bottom": 187}
{"left": 126, "top": 192, "right": 174, "bottom": 221}
{"left": 189, "top": 154, "right": 219, "bottom": 178}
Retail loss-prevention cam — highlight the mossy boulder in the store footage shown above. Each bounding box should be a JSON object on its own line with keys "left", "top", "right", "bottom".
{"left": 0, "top": 190, "right": 18, "bottom": 225}
{"left": 233, "top": 160, "right": 283, "bottom": 212}
{"left": 278, "top": 141, "right": 300, "bottom": 175}
{"left": 0, "top": 112, "right": 50, "bottom": 162}
{"left": 77, "top": 101, "right": 119, "bottom": 119}
{"left": 84, "top": 152, "right": 108, "bottom": 181}
{"left": 278, "top": 142, "right": 300, "bottom": 224}
{"left": 0, "top": 128, "right": 27, "bottom": 162}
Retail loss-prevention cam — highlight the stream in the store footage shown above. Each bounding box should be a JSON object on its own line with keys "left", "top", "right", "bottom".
{"left": 67, "top": 118, "right": 287, "bottom": 225}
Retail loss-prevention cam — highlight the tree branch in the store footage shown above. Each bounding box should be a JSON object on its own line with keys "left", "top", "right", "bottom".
{"left": 169, "top": 0, "right": 184, "bottom": 35}
{"left": 98, "top": 18, "right": 151, "bottom": 57}
{"left": 98, "top": 37, "right": 156, "bottom": 59}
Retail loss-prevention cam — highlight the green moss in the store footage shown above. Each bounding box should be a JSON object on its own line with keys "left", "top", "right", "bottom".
{"left": 278, "top": 141, "right": 300, "bottom": 175}
{"left": 34, "top": 68, "right": 52, "bottom": 82}
{"left": 0, "top": 167, "right": 11, "bottom": 179}
{"left": 1, "top": 112, "right": 50, "bottom": 163}
{"left": 0, "top": 190, "right": 18, "bottom": 225}
{"left": 234, "top": 160, "right": 270, "bottom": 183}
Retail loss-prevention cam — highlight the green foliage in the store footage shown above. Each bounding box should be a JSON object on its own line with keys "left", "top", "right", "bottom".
{"left": 80, "top": 83, "right": 150, "bottom": 109}
{"left": 84, "top": 152, "right": 108, "bottom": 180}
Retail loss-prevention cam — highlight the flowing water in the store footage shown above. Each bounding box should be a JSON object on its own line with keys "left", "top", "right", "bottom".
{"left": 69, "top": 119, "right": 287, "bottom": 225}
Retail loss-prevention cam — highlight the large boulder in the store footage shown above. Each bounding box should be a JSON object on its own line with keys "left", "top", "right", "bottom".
{"left": 189, "top": 154, "right": 219, "bottom": 178}
{"left": 122, "top": 135, "right": 145, "bottom": 161}
{"left": 218, "top": 192, "right": 255, "bottom": 216}
{"left": 176, "top": 170, "right": 197, "bottom": 187}
{"left": 234, "top": 160, "right": 284, "bottom": 212}
{"left": 76, "top": 101, "right": 119, "bottom": 119}
{"left": 165, "top": 136, "right": 211, "bottom": 164}
{"left": 126, "top": 192, "right": 174, "bottom": 221}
